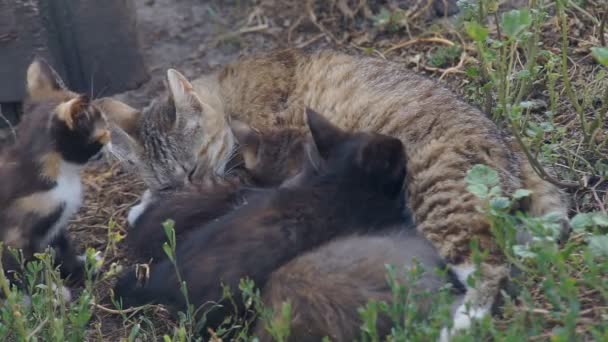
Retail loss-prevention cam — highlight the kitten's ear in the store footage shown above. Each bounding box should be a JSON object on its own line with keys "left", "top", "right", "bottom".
{"left": 55, "top": 95, "right": 89, "bottom": 130}
{"left": 94, "top": 98, "right": 141, "bottom": 137}
{"left": 26, "top": 58, "right": 67, "bottom": 100}
{"left": 230, "top": 120, "right": 260, "bottom": 169}
{"left": 108, "top": 123, "right": 141, "bottom": 164}
{"left": 305, "top": 108, "right": 344, "bottom": 160}
{"left": 358, "top": 137, "right": 406, "bottom": 195}
{"left": 166, "top": 69, "right": 202, "bottom": 122}
{"left": 358, "top": 137, "right": 405, "bottom": 170}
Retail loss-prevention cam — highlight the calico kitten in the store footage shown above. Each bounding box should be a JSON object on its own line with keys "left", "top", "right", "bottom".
{"left": 126, "top": 122, "right": 308, "bottom": 263}
{"left": 113, "top": 109, "right": 407, "bottom": 333}
{"left": 0, "top": 58, "right": 110, "bottom": 288}
{"left": 255, "top": 229, "right": 466, "bottom": 342}
{"left": 100, "top": 48, "right": 568, "bottom": 334}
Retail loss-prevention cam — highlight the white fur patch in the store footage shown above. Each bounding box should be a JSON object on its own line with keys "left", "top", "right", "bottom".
{"left": 451, "top": 263, "right": 475, "bottom": 286}
{"left": 128, "top": 189, "right": 153, "bottom": 226}
{"left": 77, "top": 251, "right": 103, "bottom": 276}
{"left": 439, "top": 302, "right": 490, "bottom": 342}
{"left": 41, "top": 161, "right": 83, "bottom": 247}
{"left": 77, "top": 250, "right": 103, "bottom": 263}
{"left": 51, "top": 283, "right": 72, "bottom": 303}
{"left": 439, "top": 263, "right": 490, "bottom": 342}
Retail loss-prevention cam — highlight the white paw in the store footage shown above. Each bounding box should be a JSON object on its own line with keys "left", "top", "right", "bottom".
{"left": 128, "top": 190, "right": 152, "bottom": 226}
{"left": 51, "top": 283, "right": 72, "bottom": 303}
{"left": 439, "top": 303, "right": 489, "bottom": 341}
{"left": 78, "top": 250, "right": 103, "bottom": 263}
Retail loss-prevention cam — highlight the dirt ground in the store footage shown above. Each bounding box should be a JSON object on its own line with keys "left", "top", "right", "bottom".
{"left": 63, "top": 0, "right": 607, "bottom": 339}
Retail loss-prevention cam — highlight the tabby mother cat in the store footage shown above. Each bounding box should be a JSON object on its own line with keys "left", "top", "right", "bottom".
{"left": 99, "top": 48, "right": 568, "bottom": 338}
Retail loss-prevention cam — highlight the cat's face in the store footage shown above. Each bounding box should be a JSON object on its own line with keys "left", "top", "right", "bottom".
{"left": 25, "top": 58, "right": 110, "bottom": 165}
{"left": 295, "top": 108, "right": 407, "bottom": 198}
{"left": 95, "top": 70, "right": 209, "bottom": 191}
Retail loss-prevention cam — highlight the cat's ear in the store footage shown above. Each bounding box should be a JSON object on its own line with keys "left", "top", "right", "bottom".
{"left": 305, "top": 108, "right": 344, "bottom": 160}
{"left": 55, "top": 95, "right": 89, "bottom": 130}
{"left": 230, "top": 120, "right": 260, "bottom": 170}
{"left": 358, "top": 137, "right": 405, "bottom": 174}
{"left": 166, "top": 69, "right": 202, "bottom": 124}
{"left": 108, "top": 123, "right": 142, "bottom": 165}
{"left": 26, "top": 58, "right": 68, "bottom": 100}
{"left": 93, "top": 98, "right": 143, "bottom": 164}
{"left": 94, "top": 98, "right": 141, "bottom": 137}
{"left": 358, "top": 136, "right": 406, "bottom": 196}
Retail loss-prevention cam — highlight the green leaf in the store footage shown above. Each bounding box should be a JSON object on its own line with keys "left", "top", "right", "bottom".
{"left": 163, "top": 219, "right": 176, "bottom": 248}
{"left": 128, "top": 324, "right": 141, "bottom": 342}
{"left": 570, "top": 213, "right": 593, "bottom": 232}
{"left": 591, "top": 47, "right": 608, "bottom": 67}
{"left": 466, "top": 183, "right": 488, "bottom": 198}
{"left": 488, "top": 185, "right": 502, "bottom": 197}
{"left": 501, "top": 9, "right": 531, "bottom": 40}
{"left": 464, "top": 21, "right": 489, "bottom": 42}
{"left": 514, "top": 69, "right": 531, "bottom": 80}
{"left": 512, "top": 189, "right": 532, "bottom": 200}
{"left": 466, "top": 66, "right": 480, "bottom": 78}
{"left": 162, "top": 242, "right": 174, "bottom": 262}
{"left": 592, "top": 213, "right": 608, "bottom": 227}
{"left": 513, "top": 245, "right": 537, "bottom": 259}
{"left": 490, "top": 196, "right": 510, "bottom": 210}
{"left": 588, "top": 235, "right": 608, "bottom": 258}
{"left": 465, "top": 164, "right": 500, "bottom": 186}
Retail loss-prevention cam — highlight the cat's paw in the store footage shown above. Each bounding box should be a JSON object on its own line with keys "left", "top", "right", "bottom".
{"left": 128, "top": 190, "right": 153, "bottom": 226}
{"left": 439, "top": 304, "right": 489, "bottom": 342}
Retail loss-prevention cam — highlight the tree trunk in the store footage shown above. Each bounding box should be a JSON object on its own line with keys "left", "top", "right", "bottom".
{"left": 0, "top": 0, "right": 148, "bottom": 106}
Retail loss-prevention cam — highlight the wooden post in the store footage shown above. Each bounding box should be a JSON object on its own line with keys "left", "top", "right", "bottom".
{"left": 0, "top": 0, "right": 148, "bottom": 106}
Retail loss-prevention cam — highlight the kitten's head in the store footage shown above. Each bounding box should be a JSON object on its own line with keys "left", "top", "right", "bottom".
{"left": 295, "top": 108, "right": 407, "bottom": 198}
{"left": 229, "top": 121, "right": 308, "bottom": 187}
{"left": 24, "top": 58, "right": 110, "bottom": 164}
{"left": 95, "top": 69, "right": 217, "bottom": 191}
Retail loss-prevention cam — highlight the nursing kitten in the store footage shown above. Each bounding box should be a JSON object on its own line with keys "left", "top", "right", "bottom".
{"left": 126, "top": 122, "right": 308, "bottom": 262}
{"left": 255, "top": 229, "right": 466, "bottom": 342}
{"left": 0, "top": 59, "right": 110, "bottom": 287}
{"left": 113, "top": 109, "right": 407, "bottom": 333}
{"left": 100, "top": 48, "right": 568, "bottom": 334}
{"left": 95, "top": 69, "right": 231, "bottom": 226}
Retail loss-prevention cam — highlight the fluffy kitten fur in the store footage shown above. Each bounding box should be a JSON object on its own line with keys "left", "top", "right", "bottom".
{"left": 0, "top": 59, "right": 110, "bottom": 286}
{"left": 255, "top": 229, "right": 466, "bottom": 342}
{"left": 127, "top": 124, "right": 308, "bottom": 262}
{"left": 101, "top": 48, "right": 568, "bottom": 334}
{"left": 113, "top": 109, "right": 407, "bottom": 332}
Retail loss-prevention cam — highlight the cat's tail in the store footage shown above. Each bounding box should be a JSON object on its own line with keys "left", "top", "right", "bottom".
{"left": 520, "top": 160, "right": 570, "bottom": 240}
{"left": 511, "top": 142, "right": 570, "bottom": 243}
